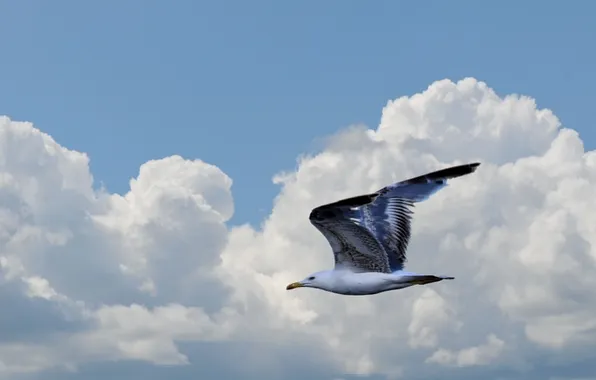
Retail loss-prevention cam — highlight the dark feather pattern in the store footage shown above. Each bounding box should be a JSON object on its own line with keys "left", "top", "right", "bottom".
{"left": 309, "top": 162, "right": 480, "bottom": 273}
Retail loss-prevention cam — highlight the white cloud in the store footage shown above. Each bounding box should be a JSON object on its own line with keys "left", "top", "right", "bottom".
{"left": 408, "top": 289, "right": 461, "bottom": 349}
{"left": 426, "top": 334, "right": 505, "bottom": 367}
{"left": 1, "top": 77, "right": 596, "bottom": 379}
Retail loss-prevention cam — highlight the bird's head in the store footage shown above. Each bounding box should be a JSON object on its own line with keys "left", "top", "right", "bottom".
{"left": 286, "top": 271, "right": 334, "bottom": 291}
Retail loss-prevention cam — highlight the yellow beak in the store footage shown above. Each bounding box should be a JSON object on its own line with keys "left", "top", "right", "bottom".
{"left": 286, "top": 282, "right": 304, "bottom": 290}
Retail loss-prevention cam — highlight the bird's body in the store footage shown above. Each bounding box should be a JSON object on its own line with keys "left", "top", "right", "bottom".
{"left": 286, "top": 162, "right": 480, "bottom": 296}
{"left": 298, "top": 269, "right": 454, "bottom": 296}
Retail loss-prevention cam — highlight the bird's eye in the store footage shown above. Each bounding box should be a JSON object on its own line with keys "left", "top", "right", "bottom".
{"left": 308, "top": 276, "right": 315, "bottom": 281}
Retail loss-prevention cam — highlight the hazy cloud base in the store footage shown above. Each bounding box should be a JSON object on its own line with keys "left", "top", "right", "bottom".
{"left": 1, "top": 78, "right": 595, "bottom": 380}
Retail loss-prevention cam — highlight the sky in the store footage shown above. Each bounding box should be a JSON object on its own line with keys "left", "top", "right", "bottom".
{"left": 1, "top": 1, "right": 596, "bottom": 225}
{"left": 1, "top": 1, "right": 596, "bottom": 380}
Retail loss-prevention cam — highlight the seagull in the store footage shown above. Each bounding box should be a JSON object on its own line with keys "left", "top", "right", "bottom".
{"left": 286, "top": 162, "right": 480, "bottom": 296}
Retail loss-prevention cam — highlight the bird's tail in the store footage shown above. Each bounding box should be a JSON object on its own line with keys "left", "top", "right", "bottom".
{"left": 396, "top": 272, "right": 455, "bottom": 285}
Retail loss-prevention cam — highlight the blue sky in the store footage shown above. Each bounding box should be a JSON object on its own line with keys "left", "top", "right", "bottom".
{"left": 1, "top": 0, "right": 595, "bottom": 227}
{"left": 3, "top": 2, "right": 596, "bottom": 379}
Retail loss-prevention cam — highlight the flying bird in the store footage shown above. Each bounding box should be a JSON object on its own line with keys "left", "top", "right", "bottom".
{"left": 286, "top": 162, "right": 480, "bottom": 296}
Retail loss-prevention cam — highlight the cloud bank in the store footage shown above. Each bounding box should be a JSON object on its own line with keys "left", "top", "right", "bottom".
{"left": 1, "top": 78, "right": 595, "bottom": 379}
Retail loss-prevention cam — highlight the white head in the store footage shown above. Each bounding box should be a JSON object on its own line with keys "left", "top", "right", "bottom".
{"left": 286, "top": 270, "right": 336, "bottom": 292}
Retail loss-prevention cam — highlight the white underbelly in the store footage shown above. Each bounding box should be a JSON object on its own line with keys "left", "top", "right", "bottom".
{"left": 332, "top": 272, "right": 413, "bottom": 295}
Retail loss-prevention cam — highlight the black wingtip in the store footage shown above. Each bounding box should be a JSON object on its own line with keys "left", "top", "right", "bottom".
{"left": 440, "top": 162, "right": 481, "bottom": 178}
{"left": 406, "top": 162, "right": 481, "bottom": 184}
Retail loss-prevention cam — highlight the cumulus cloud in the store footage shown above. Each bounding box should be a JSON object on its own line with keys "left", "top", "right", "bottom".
{"left": 426, "top": 334, "right": 505, "bottom": 367}
{"left": 1, "top": 78, "right": 595, "bottom": 379}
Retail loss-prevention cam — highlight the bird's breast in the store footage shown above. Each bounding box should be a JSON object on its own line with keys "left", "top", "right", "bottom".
{"left": 331, "top": 272, "right": 393, "bottom": 295}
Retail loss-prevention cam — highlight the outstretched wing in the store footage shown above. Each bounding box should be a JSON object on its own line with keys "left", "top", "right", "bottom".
{"left": 309, "top": 193, "right": 392, "bottom": 272}
{"left": 368, "top": 162, "right": 480, "bottom": 271}
{"left": 310, "top": 162, "right": 480, "bottom": 273}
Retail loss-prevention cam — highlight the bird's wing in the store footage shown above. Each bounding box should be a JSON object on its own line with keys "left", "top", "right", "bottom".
{"left": 310, "top": 162, "right": 481, "bottom": 272}
{"left": 309, "top": 194, "right": 392, "bottom": 273}
{"left": 361, "top": 195, "right": 414, "bottom": 272}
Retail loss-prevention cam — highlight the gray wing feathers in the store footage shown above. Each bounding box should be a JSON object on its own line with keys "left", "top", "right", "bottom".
{"left": 377, "top": 162, "right": 481, "bottom": 201}
{"left": 368, "top": 197, "right": 414, "bottom": 271}
{"left": 310, "top": 209, "right": 391, "bottom": 272}
{"left": 310, "top": 162, "right": 480, "bottom": 273}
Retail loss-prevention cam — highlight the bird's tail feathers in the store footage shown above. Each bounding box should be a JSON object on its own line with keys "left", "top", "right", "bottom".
{"left": 395, "top": 273, "right": 455, "bottom": 285}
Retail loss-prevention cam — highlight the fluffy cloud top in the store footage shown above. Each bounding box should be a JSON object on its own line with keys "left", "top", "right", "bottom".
{"left": 1, "top": 78, "right": 595, "bottom": 380}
